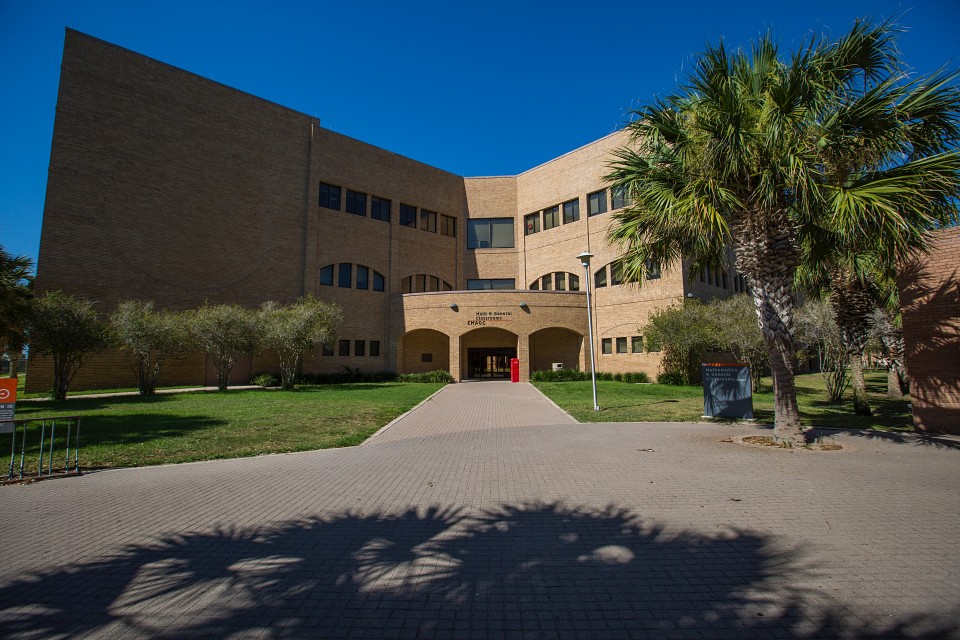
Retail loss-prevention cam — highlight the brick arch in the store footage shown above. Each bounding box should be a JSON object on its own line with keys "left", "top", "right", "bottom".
{"left": 529, "top": 327, "right": 583, "bottom": 374}
{"left": 399, "top": 329, "right": 450, "bottom": 375}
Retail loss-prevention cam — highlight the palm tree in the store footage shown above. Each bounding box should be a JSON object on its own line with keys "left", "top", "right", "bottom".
{"left": 606, "top": 19, "right": 960, "bottom": 445}
{"left": 0, "top": 246, "right": 34, "bottom": 376}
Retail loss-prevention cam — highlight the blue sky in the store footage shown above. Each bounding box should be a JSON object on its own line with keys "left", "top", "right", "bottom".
{"left": 2, "top": 0, "right": 958, "bottom": 265}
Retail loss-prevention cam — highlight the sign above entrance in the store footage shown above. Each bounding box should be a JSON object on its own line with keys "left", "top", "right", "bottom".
{"left": 467, "top": 310, "right": 514, "bottom": 327}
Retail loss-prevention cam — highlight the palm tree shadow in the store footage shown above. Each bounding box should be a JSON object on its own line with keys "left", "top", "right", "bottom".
{"left": 0, "top": 502, "right": 955, "bottom": 638}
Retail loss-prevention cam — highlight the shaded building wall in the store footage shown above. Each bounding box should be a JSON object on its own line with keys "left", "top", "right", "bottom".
{"left": 898, "top": 227, "right": 960, "bottom": 434}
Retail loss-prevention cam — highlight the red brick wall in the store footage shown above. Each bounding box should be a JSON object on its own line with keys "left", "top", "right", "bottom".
{"left": 898, "top": 226, "right": 960, "bottom": 434}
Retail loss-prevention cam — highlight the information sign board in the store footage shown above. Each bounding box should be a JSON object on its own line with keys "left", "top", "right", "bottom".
{"left": 702, "top": 363, "right": 753, "bottom": 419}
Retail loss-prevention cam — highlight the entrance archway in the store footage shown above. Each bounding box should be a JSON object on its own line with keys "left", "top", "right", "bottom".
{"left": 529, "top": 328, "right": 584, "bottom": 374}
{"left": 399, "top": 329, "right": 450, "bottom": 375}
{"left": 460, "top": 327, "right": 518, "bottom": 380}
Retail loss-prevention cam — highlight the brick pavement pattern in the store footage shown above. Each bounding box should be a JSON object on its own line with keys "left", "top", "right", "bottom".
{"left": 1, "top": 381, "right": 958, "bottom": 639}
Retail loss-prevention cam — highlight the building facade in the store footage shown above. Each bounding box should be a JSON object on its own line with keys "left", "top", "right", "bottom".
{"left": 28, "top": 30, "right": 745, "bottom": 392}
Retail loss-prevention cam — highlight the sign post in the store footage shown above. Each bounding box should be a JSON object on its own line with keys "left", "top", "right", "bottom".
{"left": 701, "top": 363, "right": 753, "bottom": 419}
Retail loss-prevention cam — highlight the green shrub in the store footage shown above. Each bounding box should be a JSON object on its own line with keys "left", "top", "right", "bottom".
{"left": 530, "top": 369, "right": 589, "bottom": 382}
{"left": 622, "top": 371, "right": 651, "bottom": 383}
{"left": 297, "top": 370, "right": 398, "bottom": 385}
{"left": 657, "top": 371, "right": 685, "bottom": 386}
{"left": 251, "top": 372, "right": 279, "bottom": 387}
{"left": 396, "top": 370, "right": 455, "bottom": 383}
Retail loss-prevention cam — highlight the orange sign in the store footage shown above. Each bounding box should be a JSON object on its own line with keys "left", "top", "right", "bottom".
{"left": 0, "top": 377, "right": 17, "bottom": 422}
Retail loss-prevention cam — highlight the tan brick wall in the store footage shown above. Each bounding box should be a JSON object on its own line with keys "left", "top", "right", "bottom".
{"left": 898, "top": 227, "right": 960, "bottom": 434}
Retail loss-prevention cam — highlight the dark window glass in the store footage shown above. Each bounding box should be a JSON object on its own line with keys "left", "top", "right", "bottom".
{"left": 371, "top": 196, "right": 391, "bottom": 222}
{"left": 595, "top": 267, "right": 607, "bottom": 289}
{"left": 543, "top": 206, "right": 559, "bottom": 230}
{"left": 645, "top": 260, "right": 661, "bottom": 280}
{"left": 354, "top": 340, "right": 365, "bottom": 357}
{"left": 442, "top": 281, "right": 452, "bottom": 291}
{"left": 562, "top": 199, "right": 580, "bottom": 223}
{"left": 632, "top": 336, "right": 643, "bottom": 353}
{"left": 421, "top": 353, "right": 433, "bottom": 363}
{"left": 319, "top": 264, "right": 334, "bottom": 286}
{"left": 555, "top": 272, "right": 566, "bottom": 291}
{"left": 429, "top": 276, "right": 440, "bottom": 292}
{"left": 373, "top": 271, "right": 385, "bottom": 292}
{"left": 467, "top": 278, "right": 515, "bottom": 290}
{"left": 441, "top": 215, "right": 456, "bottom": 237}
{"left": 338, "top": 339, "right": 350, "bottom": 356}
{"left": 588, "top": 190, "right": 608, "bottom": 216}
{"left": 542, "top": 273, "right": 552, "bottom": 291}
{"left": 611, "top": 184, "right": 631, "bottom": 209}
{"left": 416, "top": 274, "right": 427, "bottom": 292}
{"left": 356, "top": 265, "right": 369, "bottom": 290}
{"left": 338, "top": 263, "right": 352, "bottom": 288}
{"left": 420, "top": 209, "right": 437, "bottom": 232}
{"left": 345, "top": 190, "right": 366, "bottom": 216}
{"left": 611, "top": 262, "right": 623, "bottom": 286}
{"left": 370, "top": 341, "right": 380, "bottom": 357}
{"left": 569, "top": 274, "right": 580, "bottom": 291}
{"left": 524, "top": 212, "right": 540, "bottom": 235}
{"left": 601, "top": 338, "right": 612, "bottom": 355}
{"left": 616, "top": 337, "right": 628, "bottom": 354}
{"left": 322, "top": 344, "right": 334, "bottom": 356}
{"left": 401, "top": 276, "right": 412, "bottom": 293}
{"left": 529, "top": 280, "right": 540, "bottom": 290}
{"left": 319, "top": 183, "right": 341, "bottom": 210}
{"left": 468, "top": 218, "right": 514, "bottom": 248}
{"left": 400, "top": 203, "right": 417, "bottom": 227}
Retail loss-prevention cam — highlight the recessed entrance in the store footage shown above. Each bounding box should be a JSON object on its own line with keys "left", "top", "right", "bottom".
{"left": 467, "top": 348, "right": 516, "bottom": 379}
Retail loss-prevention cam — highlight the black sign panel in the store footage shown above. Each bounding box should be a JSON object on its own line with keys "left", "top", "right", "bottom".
{"left": 702, "top": 364, "right": 753, "bottom": 419}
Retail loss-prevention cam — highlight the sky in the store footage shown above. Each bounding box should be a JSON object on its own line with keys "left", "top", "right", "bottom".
{"left": 1, "top": 0, "right": 958, "bottom": 266}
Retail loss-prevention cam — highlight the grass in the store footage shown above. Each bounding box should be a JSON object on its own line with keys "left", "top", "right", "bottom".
{"left": 9, "top": 383, "right": 444, "bottom": 472}
{"left": 535, "top": 370, "right": 912, "bottom": 430}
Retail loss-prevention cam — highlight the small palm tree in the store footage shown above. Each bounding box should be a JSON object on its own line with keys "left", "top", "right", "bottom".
{"left": 607, "top": 19, "right": 960, "bottom": 444}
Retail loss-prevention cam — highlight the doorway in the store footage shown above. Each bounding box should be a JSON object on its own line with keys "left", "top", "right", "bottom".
{"left": 467, "top": 348, "right": 516, "bottom": 379}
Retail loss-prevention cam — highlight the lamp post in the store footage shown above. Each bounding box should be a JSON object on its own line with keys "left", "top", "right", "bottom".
{"left": 577, "top": 251, "right": 599, "bottom": 411}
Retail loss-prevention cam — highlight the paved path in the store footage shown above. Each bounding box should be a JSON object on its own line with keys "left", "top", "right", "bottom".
{"left": 0, "top": 382, "right": 957, "bottom": 639}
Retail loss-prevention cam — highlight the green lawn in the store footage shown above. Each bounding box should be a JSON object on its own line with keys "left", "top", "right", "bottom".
{"left": 10, "top": 383, "right": 444, "bottom": 472}
{"left": 535, "top": 370, "right": 912, "bottom": 430}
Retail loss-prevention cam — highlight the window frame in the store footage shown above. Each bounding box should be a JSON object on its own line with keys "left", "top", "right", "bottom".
{"left": 319, "top": 264, "right": 334, "bottom": 286}
{"left": 467, "top": 218, "right": 515, "bottom": 249}
{"left": 601, "top": 338, "right": 612, "bottom": 355}
{"left": 345, "top": 190, "right": 367, "bottom": 217}
{"left": 543, "top": 206, "right": 560, "bottom": 230}
{"left": 587, "top": 190, "right": 608, "bottom": 217}
{"left": 562, "top": 198, "right": 580, "bottom": 224}
{"left": 399, "top": 203, "right": 417, "bottom": 228}
{"left": 420, "top": 209, "right": 437, "bottom": 233}
{"left": 370, "top": 196, "right": 391, "bottom": 222}
{"left": 524, "top": 212, "right": 541, "bottom": 235}
{"left": 440, "top": 214, "right": 456, "bottom": 237}
{"left": 319, "top": 182, "right": 341, "bottom": 210}
{"left": 338, "top": 263, "right": 352, "bottom": 288}
{"left": 338, "top": 339, "right": 350, "bottom": 357}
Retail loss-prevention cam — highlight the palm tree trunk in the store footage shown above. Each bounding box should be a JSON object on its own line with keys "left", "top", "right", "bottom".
{"left": 850, "top": 352, "right": 872, "bottom": 415}
{"left": 887, "top": 366, "right": 904, "bottom": 398}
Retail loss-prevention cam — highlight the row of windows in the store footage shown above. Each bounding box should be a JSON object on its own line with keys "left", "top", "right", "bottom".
{"left": 322, "top": 339, "right": 381, "bottom": 357}
{"left": 402, "top": 274, "right": 454, "bottom": 293}
{"left": 529, "top": 271, "right": 580, "bottom": 291}
{"left": 600, "top": 335, "right": 660, "bottom": 355}
{"left": 699, "top": 266, "right": 748, "bottom": 294}
{"left": 525, "top": 185, "right": 631, "bottom": 236}
{"left": 594, "top": 261, "right": 660, "bottom": 289}
{"left": 320, "top": 263, "right": 386, "bottom": 291}
{"left": 320, "top": 182, "right": 456, "bottom": 237}
{"left": 467, "top": 218, "right": 514, "bottom": 249}
{"left": 467, "top": 278, "right": 515, "bottom": 290}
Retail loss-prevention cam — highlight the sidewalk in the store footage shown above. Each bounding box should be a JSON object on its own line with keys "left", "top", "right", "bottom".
{"left": 0, "top": 381, "right": 957, "bottom": 639}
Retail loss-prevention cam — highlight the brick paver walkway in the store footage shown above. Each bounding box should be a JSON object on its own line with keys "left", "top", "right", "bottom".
{"left": 1, "top": 381, "right": 957, "bottom": 639}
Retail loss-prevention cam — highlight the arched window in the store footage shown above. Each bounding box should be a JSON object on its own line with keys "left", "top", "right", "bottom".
{"left": 401, "top": 274, "right": 453, "bottom": 293}
{"left": 529, "top": 271, "right": 580, "bottom": 291}
{"left": 320, "top": 264, "right": 385, "bottom": 291}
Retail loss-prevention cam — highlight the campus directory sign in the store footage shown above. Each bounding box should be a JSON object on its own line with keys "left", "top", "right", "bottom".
{"left": 702, "top": 363, "right": 753, "bottom": 419}
{"left": 0, "top": 377, "right": 16, "bottom": 433}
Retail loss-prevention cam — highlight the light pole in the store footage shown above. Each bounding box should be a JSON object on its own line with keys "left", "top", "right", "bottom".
{"left": 577, "top": 251, "right": 599, "bottom": 411}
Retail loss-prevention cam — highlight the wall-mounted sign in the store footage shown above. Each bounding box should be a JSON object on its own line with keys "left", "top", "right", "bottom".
{"left": 467, "top": 310, "right": 514, "bottom": 327}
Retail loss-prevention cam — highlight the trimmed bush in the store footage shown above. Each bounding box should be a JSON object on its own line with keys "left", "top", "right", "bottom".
{"left": 396, "top": 370, "right": 455, "bottom": 383}
{"left": 657, "top": 371, "right": 685, "bottom": 386}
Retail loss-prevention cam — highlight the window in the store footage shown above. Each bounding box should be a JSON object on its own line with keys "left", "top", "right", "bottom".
{"left": 588, "top": 190, "right": 607, "bottom": 216}
{"left": 442, "top": 281, "right": 452, "bottom": 291}
{"left": 632, "top": 336, "right": 643, "bottom": 353}
{"left": 467, "top": 278, "right": 515, "bottom": 290}
{"left": 421, "top": 353, "right": 433, "bottom": 363}
{"left": 373, "top": 271, "right": 385, "bottom": 292}
{"left": 338, "top": 263, "right": 352, "bottom": 288}
{"left": 595, "top": 267, "right": 607, "bottom": 288}
{"left": 371, "top": 196, "right": 391, "bottom": 222}
{"left": 529, "top": 280, "right": 539, "bottom": 290}
{"left": 646, "top": 335, "right": 662, "bottom": 353}
{"left": 346, "top": 190, "right": 366, "bottom": 216}
{"left": 610, "top": 262, "right": 623, "bottom": 286}
{"left": 356, "top": 265, "right": 369, "bottom": 290}
{"left": 468, "top": 218, "right": 514, "bottom": 248}
{"left": 338, "top": 340, "right": 350, "bottom": 357}
{"left": 569, "top": 274, "right": 580, "bottom": 291}
{"left": 403, "top": 274, "right": 451, "bottom": 293}
{"left": 524, "top": 212, "right": 541, "bottom": 235}
{"left": 611, "top": 184, "right": 631, "bottom": 210}
{"left": 441, "top": 214, "right": 456, "bottom": 237}
{"left": 555, "top": 272, "right": 566, "bottom": 291}
{"left": 416, "top": 274, "right": 427, "bottom": 292}
{"left": 563, "top": 199, "right": 580, "bottom": 223}
{"left": 319, "top": 264, "right": 334, "bottom": 286}
{"left": 616, "top": 337, "right": 628, "bottom": 354}
{"left": 645, "top": 260, "right": 661, "bottom": 280}
{"left": 354, "top": 340, "right": 365, "bottom": 357}
{"left": 420, "top": 209, "right": 437, "bottom": 232}
{"left": 322, "top": 344, "right": 334, "bottom": 356}
{"left": 400, "top": 203, "right": 417, "bottom": 227}
{"left": 429, "top": 276, "right": 440, "bottom": 292}
{"left": 370, "top": 341, "right": 380, "bottom": 357}
{"left": 542, "top": 273, "right": 552, "bottom": 291}
{"left": 319, "top": 182, "right": 341, "bottom": 210}
{"left": 543, "top": 206, "right": 560, "bottom": 230}
{"left": 601, "top": 338, "right": 612, "bottom": 355}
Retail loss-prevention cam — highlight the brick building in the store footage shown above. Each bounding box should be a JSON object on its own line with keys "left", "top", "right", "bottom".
{"left": 28, "top": 30, "right": 746, "bottom": 391}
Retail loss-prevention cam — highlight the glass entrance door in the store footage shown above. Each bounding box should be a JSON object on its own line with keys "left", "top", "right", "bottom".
{"left": 467, "top": 348, "right": 516, "bottom": 379}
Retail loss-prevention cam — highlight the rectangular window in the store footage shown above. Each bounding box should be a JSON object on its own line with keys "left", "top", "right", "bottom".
{"left": 338, "top": 339, "right": 350, "bottom": 357}
{"left": 421, "top": 353, "right": 433, "bottom": 363}
{"left": 319, "top": 182, "right": 341, "bottom": 210}
{"left": 595, "top": 267, "right": 607, "bottom": 289}
{"left": 420, "top": 209, "right": 437, "bottom": 232}
{"left": 555, "top": 272, "right": 566, "bottom": 291}
{"left": 601, "top": 338, "right": 612, "bottom": 355}
{"left": 562, "top": 199, "right": 580, "bottom": 223}
{"left": 645, "top": 260, "right": 661, "bottom": 280}
{"left": 338, "top": 263, "right": 352, "bottom": 288}
{"left": 322, "top": 344, "right": 334, "bottom": 356}
{"left": 542, "top": 273, "right": 552, "bottom": 291}
{"left": 611, "top": 261, "right": 623, "bottom": 286}
{"left": 440, "top": 214, "right": 456, "bottom": 237}
{"left": 524, "top": 212, "right": 541, "bottom": 235}
{"left": 370, "top": 196, "right": 391, "bottom": 222}
{"left": 373, "top": 271, "right": 385, "bottom": 292}
{"left": 468, "top": 218, "right": 514, "bottom": 248}
{"left": 569, "top": 274, "right": 580, "bottom": 291}
{"left": 370, "top": 341, "right": 380, "bottom": 357}
{"left": 632, "top": 336, "right": 643, "bottom": 353}
{"left": 356, "top": 265, "right": 369, "bottom": 290}
{"left": 319, "top": 264, "right": 334, "bottom": 286}
{"left": 467, "top": 278, "right": 515, "bottom": 290}
{"left": 543, "top": 206, "right": 560, "bottom": 230}
{"left": 354, "top": 340, "right": 365, "bottom": 357}
{"left": 587, "top": 190, "right": 607, "bottom": 216}
{"left": 346, "top": 190, "right": 366, "bottom": 216}
{"left": 400, "top": 203, "right": 417, "bottom": 227}
{"left": 611, "top": 184, "right": 631, "bottom": 210}
{"left": 616, "top": 337, "right": 628, "bottom": 354}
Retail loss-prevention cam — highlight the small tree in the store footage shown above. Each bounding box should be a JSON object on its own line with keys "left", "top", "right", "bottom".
{"left": 794, "top": 299, "right": 849, "bottom": 402}
{"left": 711, "top": 294, "right": 768, "bottom": 392}
{"left": 191, "top": 304, "right": 259, "bottom": 391}
{"left": 27, "top": 291, "right": 111, "bottom": 400}
{"left": 111, "top": 301, "right": 192, "bottom": 395}
{"left": 259, "top": 297, "right": 342, "bottom": 390}
{"left": 643, "top": 300, "right": 717, "bottom": 385}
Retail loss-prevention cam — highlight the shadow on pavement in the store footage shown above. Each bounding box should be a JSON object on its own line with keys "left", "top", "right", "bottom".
{"left": 0, "top": 502, "right": 955, "bottom": 639}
